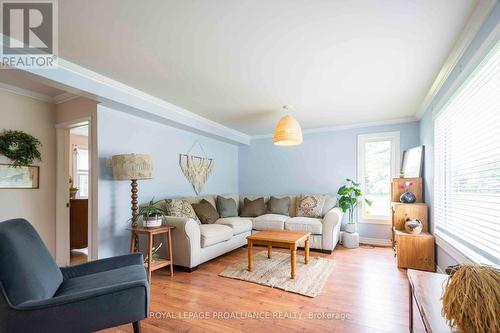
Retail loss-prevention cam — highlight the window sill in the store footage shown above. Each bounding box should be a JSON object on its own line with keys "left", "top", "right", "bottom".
{"left": 434, "top": 231, "right": 495, "bottom": 266}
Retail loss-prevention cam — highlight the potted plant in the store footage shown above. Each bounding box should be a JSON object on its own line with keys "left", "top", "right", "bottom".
{"left": 69, "top": 177, "right": 78, "bottom": 199}
{"left": 337, "top": 178, "right": 372, "bottom": 233}
{"left": 138, "top": 198, "right": 165, "bottom": 228}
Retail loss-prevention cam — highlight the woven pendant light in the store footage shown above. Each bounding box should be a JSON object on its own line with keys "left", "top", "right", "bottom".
{"left": 273, "top": 106, "right": 303, "bottom": 146}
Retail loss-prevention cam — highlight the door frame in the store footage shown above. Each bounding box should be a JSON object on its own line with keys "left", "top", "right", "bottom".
{"left": 55, "top": 116, "right": 97, "bottom": 265}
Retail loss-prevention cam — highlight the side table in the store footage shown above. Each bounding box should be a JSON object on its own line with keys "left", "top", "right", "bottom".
{"left": 129, "top": 226, "right": 175, "bottom": 282}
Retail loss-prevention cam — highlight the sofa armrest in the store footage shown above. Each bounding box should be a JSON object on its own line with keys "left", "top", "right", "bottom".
{"left": 163, "top": 217, "right": 201, "bottom": 268}
{"left": 60, "top": 253, "right": 144, "bottom": 279}
{"left": 321, "top": 207, "right": 343, "bottom": 251}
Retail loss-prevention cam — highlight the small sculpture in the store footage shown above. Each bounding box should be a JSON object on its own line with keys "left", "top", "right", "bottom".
{"left": 404, "top": 218, "right": 422, "bottom": 234}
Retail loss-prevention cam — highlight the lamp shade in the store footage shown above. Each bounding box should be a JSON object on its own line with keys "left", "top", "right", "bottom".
{"left": 112, "top": 154, "right": 153, "bottom": 180}
{"left": 273, "top": 115, "right": 303, "bottom": 146}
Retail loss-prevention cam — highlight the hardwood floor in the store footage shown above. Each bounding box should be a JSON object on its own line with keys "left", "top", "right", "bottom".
{"left": 101, "top": 245, "right": 409, "bottom": 333}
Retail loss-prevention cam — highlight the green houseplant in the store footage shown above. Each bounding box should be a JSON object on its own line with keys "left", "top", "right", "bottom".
{"left": 138, "top": 198, "right": 165, "bottom": 228}
{"left": 337, "top": 178, "right": 372, "bottom": 233}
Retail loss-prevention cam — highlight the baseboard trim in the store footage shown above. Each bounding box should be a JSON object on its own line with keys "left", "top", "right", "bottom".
{"left": 359, "top": 237, "right": 392, "bottom": 247}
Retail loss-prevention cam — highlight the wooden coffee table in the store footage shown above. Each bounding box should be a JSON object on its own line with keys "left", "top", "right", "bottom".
{"left": 246, "top": 230, "right": 311, "bottom": 279}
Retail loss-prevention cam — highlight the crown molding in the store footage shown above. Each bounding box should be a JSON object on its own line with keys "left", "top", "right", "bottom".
{"left": 53, "top": 92, "right": 79, "bottom": 104}
{"left": 0, "top": 81, "right": 55, "bottom": 103}
{"left": 251, "top": 117, "right": 418, "bottom": 140}
{"left": 415, "top": 0, "right": 497, "bottom": 119}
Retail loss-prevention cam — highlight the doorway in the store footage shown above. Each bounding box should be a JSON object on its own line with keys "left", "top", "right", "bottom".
{"left": 55, "top": 117, "right": 96, "bottom": 266}
{"left": 69, "top": 125, "right": 90, "bottom": 265}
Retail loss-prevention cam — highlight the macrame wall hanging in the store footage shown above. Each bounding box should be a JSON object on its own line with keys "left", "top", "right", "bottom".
{"left": 179, "top": 141, "right": 215, "bottom": 195}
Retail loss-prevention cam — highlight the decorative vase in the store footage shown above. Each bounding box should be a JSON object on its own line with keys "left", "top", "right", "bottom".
{"left": 400, "top": 190, "right": 416, "bottom": 203}
{"left": 142, "top": 215, "right": 162, "bottom": 228}
{"left": 404, "top": 218, "right": 422, "bottom": 234}
{"left": 344, "top": 223, "right": 357, "bottom": 233}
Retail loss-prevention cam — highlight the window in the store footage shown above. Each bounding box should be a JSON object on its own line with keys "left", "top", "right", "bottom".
{"left": 357, "top": 132, "right": 400, "bottom": 223}
{"left": 73, "top": 147, "right": 89, "bottom": 198}
{"left": 434, "top": 44, "right": 500, "bottom": 266}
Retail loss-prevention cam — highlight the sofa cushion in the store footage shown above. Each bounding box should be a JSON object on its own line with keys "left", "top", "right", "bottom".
{"left": 267, "top": 196, "right": 291, "bottom": 216}
{"left": 215, "top": 217, "right": 252, "bottom": 235}
{"left": 216, "top": 196, "right": 238, "bottom": 218}
{"left": 252, "top": 214, "right": 288, "bottom": 231}
{"left": 241, "top": 197, "right": 267, "bottom": 217}
{"left": 322, "top": 195, "right": 337, "bottom": 216}
{"left": 164, "top": 198, "right": 200, "bottom": 224}
{"left": 192, "top": 199, "right": 219, "bottom": 224}
{"left": 285, "top": 217, "right": 323, "bottom": 234}
{"left": 296, "top": 195, "right": 326, "bottom": 218}
{"left": 199, "top": 224, "right": 233, "bottom": 247}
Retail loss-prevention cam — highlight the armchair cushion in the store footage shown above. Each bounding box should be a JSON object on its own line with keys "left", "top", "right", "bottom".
{"left": 0, "top": 219, "right": 63, "bottom": 306}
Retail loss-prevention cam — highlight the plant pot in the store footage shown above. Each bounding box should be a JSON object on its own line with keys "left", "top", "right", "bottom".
{"left": 342, "top": 232, "right": 359, "bottom": 248}
{"left": 142, "top": 216, "right": 162, "bottom": 228}
{"left": 344, "top": 223, "right": 357, "bottom": 233}
{"left": 400, "top": 190, "right": 416, "bottom": 203}
{"left": 69, "top": 189, "right": 78, "bottom": 199}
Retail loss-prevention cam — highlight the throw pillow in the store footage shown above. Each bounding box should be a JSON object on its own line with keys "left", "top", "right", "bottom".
{"left": 267, "top": 196, "right": 291, "bottom": 216}
{"left": 322, "top": 195, "right": 337, "bottom": 216}
{"left": 164, "top": 199, "right": 200, "bottom": 224}
{"left": 216, "top": 196, "right": 238, "bottom": 218}
{"left": 296, "top": 195, "right": 325, "bottom": 218}
{"left": 192, "top": 199, "right": 219, "bottom": 224}
{"left": 240, "top": 197, "right": 267, "bottom": 217}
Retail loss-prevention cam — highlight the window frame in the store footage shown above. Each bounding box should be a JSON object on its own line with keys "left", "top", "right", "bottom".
{"left": 357, "top": 131, "right": 400, "bottom": 225}
{"left": 72, "top": 145, "right": 89, "bottom": 199}
{"left": 432, "top": 42, "right": 500, "bottom": 267}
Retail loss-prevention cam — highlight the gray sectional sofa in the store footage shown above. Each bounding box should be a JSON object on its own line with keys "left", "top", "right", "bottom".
{"left": 160, "top": 194, "right": 343, "bottom": 270}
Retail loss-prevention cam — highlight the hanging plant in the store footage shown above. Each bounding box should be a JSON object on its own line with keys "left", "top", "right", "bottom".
{"left": 0, "top": 130, "right": 42, "bottom": 167}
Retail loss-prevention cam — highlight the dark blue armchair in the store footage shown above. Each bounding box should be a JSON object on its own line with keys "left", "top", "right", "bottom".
{"left": 0, "top": 219, "right": 149, "bottom": 333}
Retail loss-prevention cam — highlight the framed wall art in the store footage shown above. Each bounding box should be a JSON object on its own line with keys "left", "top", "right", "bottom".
{"left": 0, "top": 164, "right": 40, "bottom": 189}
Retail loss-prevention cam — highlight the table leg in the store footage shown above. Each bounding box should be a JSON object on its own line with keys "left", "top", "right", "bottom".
{"left": 267, "top": 245, "right": 272, "bottom": 259}
{"left": 305, "top": 237, "right": 310, "bottom": 264}
{"left": 247, "top": 240, "right": 253, "bottom": 272}
{"left": 291, "top": 245, "right": 297, "bottom": 279}
{"left": 147, "top": 233, "right": 153, "bottom": 282}
{"left": 130, "top": 232, "right": 136, "bottom": 253}
{"left": 168, "top": 229, "right": 174, "bottom": 277}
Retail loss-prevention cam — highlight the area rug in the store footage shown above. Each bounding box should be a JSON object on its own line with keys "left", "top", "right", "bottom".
{"left": 219, "top": 251, "right": 334, "bottom": 297}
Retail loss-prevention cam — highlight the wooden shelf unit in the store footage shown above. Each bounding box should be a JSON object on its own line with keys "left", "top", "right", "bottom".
{"left": 391, "top": 177, "right": 435, "bottom": 272}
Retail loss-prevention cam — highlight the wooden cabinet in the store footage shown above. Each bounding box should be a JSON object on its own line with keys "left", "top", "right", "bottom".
{"left": 70, "top": 199, "right": 88, "bottom": 249}
{"left": 391, "top": 178, "right": 435, "bottom": 272}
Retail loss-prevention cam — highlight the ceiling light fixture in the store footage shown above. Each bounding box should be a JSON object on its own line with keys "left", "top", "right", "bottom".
{"left": 273, "top": 105, "right": 303, "bottom": 146}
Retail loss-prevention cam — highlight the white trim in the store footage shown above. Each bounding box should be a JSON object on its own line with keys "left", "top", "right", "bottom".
{"left": 359, "top": 237, "right": 392, "bottom": 247}
{"left": 436, "top": 265, "right": 445, "bottom": 274}
{"left": 0, "top": 82, "right": 54, "bottom": 103}
{"left": 357, "top": 131, "right": 400, "bottom": 224}
{"left": 53, "top": 92, "right": 79, "bottom": 104}
{"left": 251, "top": 117, "right": 418, "bottom": 140}
{"left": 415, "top": 0, "right": 498, "bottom": 119}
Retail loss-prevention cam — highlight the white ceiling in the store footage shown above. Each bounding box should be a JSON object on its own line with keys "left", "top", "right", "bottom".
{"left": 58, "top": 0, "right": 478, "bottom": 135}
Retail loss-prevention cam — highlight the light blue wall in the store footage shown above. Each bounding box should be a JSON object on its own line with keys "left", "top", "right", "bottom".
{"left": 239, "top": 121, "right": 421, "bottom": 240}
{"left": 97, "top": 106, "right": 239, "bottom": 258}
{"left": 419, "top": 2, "right": 500, "bottom": 271}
